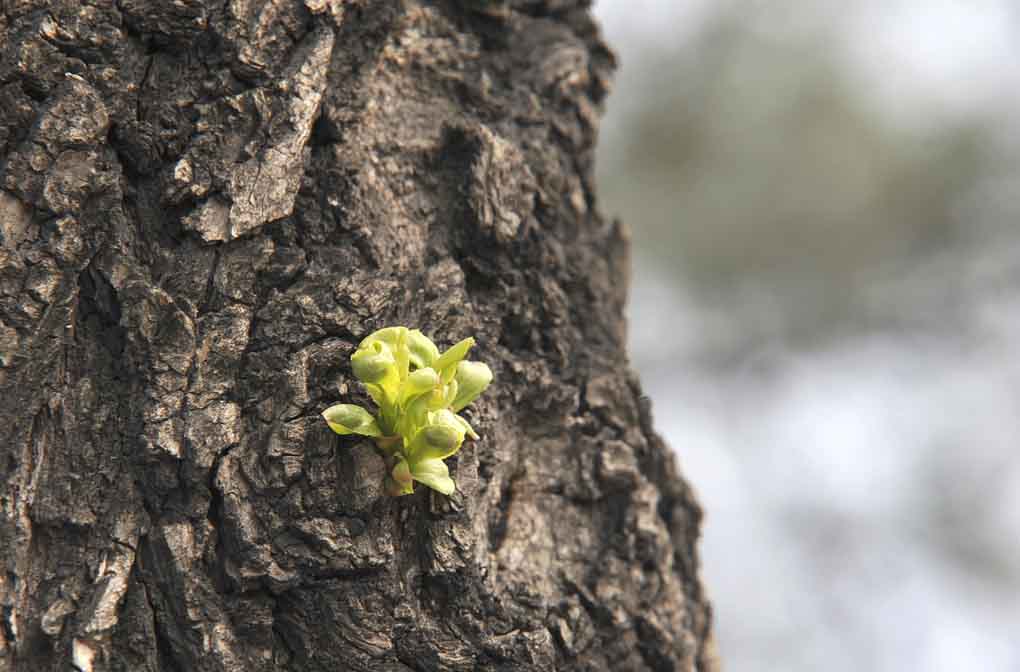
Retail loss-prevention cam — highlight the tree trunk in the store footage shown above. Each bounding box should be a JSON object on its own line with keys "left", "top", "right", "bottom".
{"left": 0, "top": 1, "right": 716, "bottom": 670}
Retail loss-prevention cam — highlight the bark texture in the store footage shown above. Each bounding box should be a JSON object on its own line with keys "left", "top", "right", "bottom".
{"left": 0, "top": 1, "right": 716, "bottom": 670}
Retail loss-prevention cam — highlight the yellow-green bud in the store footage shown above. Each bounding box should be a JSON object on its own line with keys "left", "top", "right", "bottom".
{"left": 410, "top": 410, "right": 466, "bottom": 461}
{"left": 404, "top": 367, "right": 440, "bottom": 399}
{"left": 407, "top": 330, "right": 440, "bottom": 369}
{"left": 451, "top": 361, "right": 492, "bottom": 412}
{"left": 351, "top": 342, "right": 395, "bottom": 383}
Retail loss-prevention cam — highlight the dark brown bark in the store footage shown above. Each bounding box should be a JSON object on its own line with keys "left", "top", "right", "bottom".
{"left": 0, "top": 1, "right": 716, "bottom": 670}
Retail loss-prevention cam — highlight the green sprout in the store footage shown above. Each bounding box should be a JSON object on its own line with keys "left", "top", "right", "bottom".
{"left": 322, "top": 327, "right": 493, "bottom": 496}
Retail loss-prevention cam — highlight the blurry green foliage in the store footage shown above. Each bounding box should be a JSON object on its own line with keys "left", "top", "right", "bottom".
{"left": 597, "top": 9, "right": 996, "bottom": 341}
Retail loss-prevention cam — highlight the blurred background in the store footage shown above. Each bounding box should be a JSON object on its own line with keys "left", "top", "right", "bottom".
{"left": 591, "top": 1, "right": 1020, "bottom": 670}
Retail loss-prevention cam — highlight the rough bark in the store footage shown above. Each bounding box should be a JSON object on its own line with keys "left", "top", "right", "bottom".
{"left": 0, "top": 1, "right": 716, "bottom": 670}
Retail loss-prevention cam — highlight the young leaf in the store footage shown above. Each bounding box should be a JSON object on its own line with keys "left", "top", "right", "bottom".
{"left": 407, "top": 330, "right": 440, "bottom": 369}
{"left": 400, "top": 367, "right": 440, "bottom": 404}
{"left": 450, "top": 361, "right": 492, "bottom": 412}
{"left": 451, "top": 413, "right": 479, "bottom": 440}
{"left": 360, "top": 326, "right": 407, "bottom": 350}
{"left": 442, "top": 379, "right": 459, "bottom": 408}
{"left": 408, "top": 412, "right": 464, "bottom": 461}
{"left": 398, "top": 394, "right": 432, "bottom": 440}
{"left": 363, "top": 382, "right": 388, "bottom": 410}
{"left": 394, "top": 328, "right": 409, "bottom": 382}
{"left": 425, "top": 382, "right": 453, "bottom": 411}
{"left": 410, "top": 457, "right": 455, "bottom": 495}
{"left": 435, "top": 337, "right": 474, "bottom": 382}
{"left": 322, "top": 404, "right": 382, "bottom": 437}
{"left": 351, "top": 342, "right": 396, "bottom": 384}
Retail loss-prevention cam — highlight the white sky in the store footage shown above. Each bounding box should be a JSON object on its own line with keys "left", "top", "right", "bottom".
{"left": 594, "top": 0, "right": 1020, "bottom": 127}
